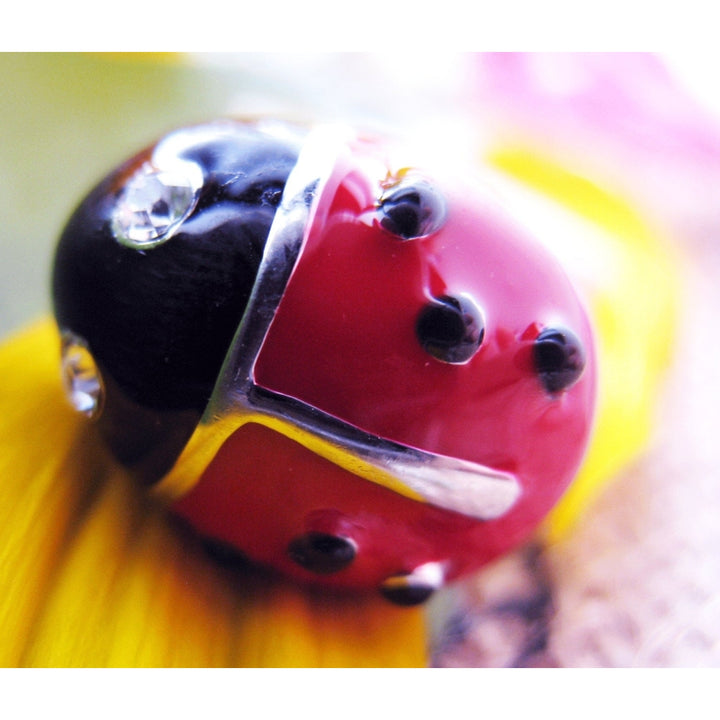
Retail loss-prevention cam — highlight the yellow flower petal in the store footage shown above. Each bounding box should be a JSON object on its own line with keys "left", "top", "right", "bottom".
{"left": 0, "top": 320, "right": 426, "bottom": 667}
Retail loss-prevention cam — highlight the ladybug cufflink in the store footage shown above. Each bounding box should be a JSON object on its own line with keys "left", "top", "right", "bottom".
{"left": 53, "top": 120, "right": 596, "bottom": 605}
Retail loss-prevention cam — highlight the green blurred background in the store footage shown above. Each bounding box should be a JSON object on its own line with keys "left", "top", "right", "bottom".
{"left": 0, "top": 53, "right": 287, "bottom": 335}
{"left": 1, "top": 52, "right": 464, "bottom": 337}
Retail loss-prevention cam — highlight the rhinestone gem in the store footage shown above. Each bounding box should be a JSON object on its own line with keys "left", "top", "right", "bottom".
{"left": 111, "top": 162, "right": 201, "bottom": 249}
{"left": 60, "top": 331, "right": 104, "bottom": 418}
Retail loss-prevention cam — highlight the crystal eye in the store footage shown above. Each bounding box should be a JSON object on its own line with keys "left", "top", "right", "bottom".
{"left": 111, "top": 161, "right": 203, "bottom": 249}
{"left": 378, "top": 178, "right": 446, "bottom": 240}
{"left": 60, "top": 330, "right": 104, "bottom": 419}
{"left": 416, "top": 294, "right": 485, "bottom": 364}
{"left": 533, "top": 327, "right": 586, "bottom": 393}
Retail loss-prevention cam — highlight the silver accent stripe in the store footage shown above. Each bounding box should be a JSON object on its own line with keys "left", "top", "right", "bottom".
{"left": 195, "top": 125, "right": 521, "bottom": 522}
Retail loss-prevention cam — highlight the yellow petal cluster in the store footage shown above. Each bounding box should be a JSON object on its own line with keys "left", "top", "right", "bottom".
{"left": 0, "top": 320, "right": 426, "bottom": 667}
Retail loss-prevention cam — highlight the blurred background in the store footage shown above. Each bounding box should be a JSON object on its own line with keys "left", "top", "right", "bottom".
{"left": 2, "top": 52, "right": 719, "bottom": 335}
{"left": 2, "top": 52, "right": 720, "bottom": 666}
{"left": 0, "top": 52, "right": 476, "bottom": 335}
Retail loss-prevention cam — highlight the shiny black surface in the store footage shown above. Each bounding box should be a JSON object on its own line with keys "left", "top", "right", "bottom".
{"left": 53, "top": 123, "right": 300, "bottom": 413}
{"left": 415, "top": 294, "right": 485, "bottom": 364}
{"left": 533, "top": 327, "right": 586, "bottom": 394}
{"left": 378, "top": 178, "right": 446, "bottom": 240}
{"left": 380, "top": 578, "right": 437, "bottom": 606}
{"left": 287, "top": 532, "right": 357, "bottom": 574}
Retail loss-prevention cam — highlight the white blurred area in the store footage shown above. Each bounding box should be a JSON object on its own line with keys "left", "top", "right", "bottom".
{"left": 187, "top": 52, "right": 720, "bottom": 245}
{"left": 663, "top": 52, "right": 720, "bottom": 117}
{"left": 188, "top": 52, "right": 485, "bottom": 170}
{"left": 190, "top": 51, "right": 720, "bottom": 141}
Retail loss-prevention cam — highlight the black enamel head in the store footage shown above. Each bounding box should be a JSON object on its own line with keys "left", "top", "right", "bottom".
{"left": 52, "top": 121, "right": 303, "bottom": 479}
{"left": 53, "top": 121, "right": 302, "bottom": 414}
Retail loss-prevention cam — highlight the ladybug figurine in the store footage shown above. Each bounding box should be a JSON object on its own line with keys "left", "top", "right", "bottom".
{"left": 53, "top": 119, "right": 596, "bottom": 605}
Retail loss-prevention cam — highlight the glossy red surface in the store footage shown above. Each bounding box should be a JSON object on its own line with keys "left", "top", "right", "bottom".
{"left": 173, "top": 136, "right": 596, "bottom": 593}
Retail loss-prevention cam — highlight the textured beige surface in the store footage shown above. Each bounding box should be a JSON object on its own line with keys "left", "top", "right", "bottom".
{"left": 433, "top": 248, "right": 720, "bottom": 667}
{"left": 546, "top": 251, "right": 720, "bottom": 667}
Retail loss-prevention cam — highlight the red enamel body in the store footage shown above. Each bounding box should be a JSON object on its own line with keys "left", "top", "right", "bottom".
{"left": 172, "top": 135, "right": 596, "bottom": 593}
